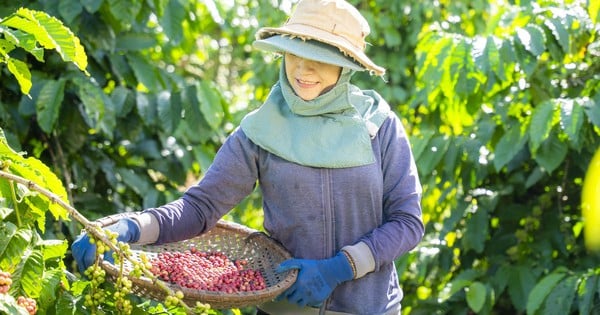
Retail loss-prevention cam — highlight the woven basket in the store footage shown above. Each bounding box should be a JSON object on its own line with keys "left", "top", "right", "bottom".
{"left": 95, "top": 213, "right": 297, "bottom": 309}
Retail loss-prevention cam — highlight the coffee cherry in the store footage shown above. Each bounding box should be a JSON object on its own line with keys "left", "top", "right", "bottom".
{"left": 0, "top": 270, "right": 12, "bottom": 294}
{"left": 16, "top": 296, "right": 37, "bottom": 315}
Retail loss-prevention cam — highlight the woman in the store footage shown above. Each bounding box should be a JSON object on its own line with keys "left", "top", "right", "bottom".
{"left": 72, "top": 0, "right": 424, "bottom": 314}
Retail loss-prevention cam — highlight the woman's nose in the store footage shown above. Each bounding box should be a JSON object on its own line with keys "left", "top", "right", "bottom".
{"left": 297, "top": 58, "right": 316, "bottom": 71}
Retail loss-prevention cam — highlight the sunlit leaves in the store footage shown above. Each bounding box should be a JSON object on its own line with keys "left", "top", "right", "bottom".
{"left": 515, "top": 25, "right": 546, "bottom": 57}
{"left": 0, "top": 222, "right": 33, "bottom": 273}
{"left": 4, "top": 8, "right": 87, "bottom": 72}
{"left": 557, "top": 98, "right": 585, "bottom": 145}
{"left": 14, "top": 249, "right": 44, "bottom": 298}
{"left": 0, "top": 8, "right": 87, "bottom": 94}
{"left": 543, "top": 17, "right": 570, "bottom": 53}
{"left": 6, "top": 59, "right": 31, "bottom": 95}
{"left": 0, "top": 129, "right": 70, "bottom": 224}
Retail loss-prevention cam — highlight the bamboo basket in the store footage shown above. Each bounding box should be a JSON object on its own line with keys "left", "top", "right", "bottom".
{"left": 95, "top": 213, "right": 297, "bottom": 309}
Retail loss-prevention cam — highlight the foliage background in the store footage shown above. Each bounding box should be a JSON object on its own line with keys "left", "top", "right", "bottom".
{"left": 1, "top": 0, "right": 600, "bottom": 314}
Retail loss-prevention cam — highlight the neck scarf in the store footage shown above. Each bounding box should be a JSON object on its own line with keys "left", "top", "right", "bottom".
{"left": 240, "top": 62, "right": 390, "bottom": 168}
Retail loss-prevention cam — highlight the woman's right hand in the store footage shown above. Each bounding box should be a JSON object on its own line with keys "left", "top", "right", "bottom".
{"left": 71, "top": 218, "right": 140, "bottom": 274}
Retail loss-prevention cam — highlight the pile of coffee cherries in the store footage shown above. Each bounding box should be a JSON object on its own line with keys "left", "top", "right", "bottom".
{"left": 0, "top": 269, "right": 37, "bottom": 315}
{"left": 149, "top": 247, "right": 267, "bottom": 293}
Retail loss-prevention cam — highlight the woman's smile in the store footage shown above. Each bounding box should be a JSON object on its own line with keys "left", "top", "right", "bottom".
{"left": 285, "top": 53, "right": 342, "bottom": 101}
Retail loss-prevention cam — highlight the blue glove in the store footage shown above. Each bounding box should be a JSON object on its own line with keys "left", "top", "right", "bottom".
{"left": 276, "top": 252, "right": 354, "bottom": 307}
{"left": 71, "top": 218, "right": 140, "bottom": 274}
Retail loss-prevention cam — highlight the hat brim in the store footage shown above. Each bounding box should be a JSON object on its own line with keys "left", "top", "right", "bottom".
{"left": 256, "top": 26, "right": 386, "bottom": 76}
{"left": 253, "top": 35, "right": 365, "bottom": 72}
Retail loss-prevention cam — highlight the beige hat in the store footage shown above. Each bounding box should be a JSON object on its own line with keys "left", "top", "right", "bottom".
{"left": 254, "top": 0, "right": 385, "bottom": 76}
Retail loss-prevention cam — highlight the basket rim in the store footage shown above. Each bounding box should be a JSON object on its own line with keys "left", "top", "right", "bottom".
{"left": 96, "top": 212, "right": 297, "bottom": 309}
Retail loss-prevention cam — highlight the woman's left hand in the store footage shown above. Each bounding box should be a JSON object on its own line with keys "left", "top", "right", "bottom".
{"left": 276, "top": 252, "right": 354, "bottom": 307}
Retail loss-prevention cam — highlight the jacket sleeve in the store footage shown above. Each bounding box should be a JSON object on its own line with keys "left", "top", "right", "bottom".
{"left": 360, "top": 113, "right": 424, "bottom": 270}
{"left": 143, "top": 128, "right": 260, "bottom": 244}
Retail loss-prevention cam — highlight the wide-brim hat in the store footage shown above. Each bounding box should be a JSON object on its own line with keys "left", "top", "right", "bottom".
{"left": 253, "top": 35, "right": 365, "bottom": 72}
{"left": 253, "top": 0, "right": 386, "bottom": 76}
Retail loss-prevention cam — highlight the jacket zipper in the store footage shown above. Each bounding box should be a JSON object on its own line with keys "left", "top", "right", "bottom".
{"left": 321, "top": 168, "right": 334, "bottom": 313}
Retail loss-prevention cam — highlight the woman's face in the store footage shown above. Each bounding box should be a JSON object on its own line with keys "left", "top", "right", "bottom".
{"left": 284, "top": 53, "right": 342, "bottom": 101}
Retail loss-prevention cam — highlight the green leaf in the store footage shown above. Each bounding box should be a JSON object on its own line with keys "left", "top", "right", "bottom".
{"left": 136, "top": 92, "right": 157, "bottom": 127}
{"left": 463, "top": 205, "right": 488, "bottom": 253}
{"left": 107, "top": 0, "right": 142, "bottom": 28}
{"left": 58, "top": 0, "right": 83, "bottom": 24}
{"left": 116, "top": 167, "right": 151, "bottom": 196}
{"left": 583, "top": 97, "right": 600, "bottom": 128}
{"left": 35, "top": 79, "right": 66, "bottom": 133}
{"left": 0, "top": 222, "right": 33, "bottom": 273}
{"left": 73, "top": 76, "right": 113, "bottom": 135}
{"left": 197, "top": 80, "right": 224, "bottom": 130}
{"left": 41, "top": 239, "right": 68, "bottom": 261}
{"left": 39, "top": 268, "right": 64, "bottom": 313}
{"left": 513, "top": 37, "right": 537, "bottom": 77}
{"left": 508, "top": 265, "right": 536, "bottom": 312}
{"left": 590, "top": 0, "right": 599, "bottom": 24}
{"left": 577, "top": 274, "right": 598, "bottom": 315}
{"left": 535, "top": 133, "right": 568, "bottom": 173}
{"left": 543, "top": 18, "right": 569, "bottom": 53}
{"left": 0, "top": 37, "right": 16, "bottom": 56}
{"left": 193, "top": 144, "right": 217, "bottom": 174}
{"left": 14, "top": 249, "right": 44, "bottom": 298}
{"left": 417, "top": 134, "right": 451, "bottom": 176}
{"left": 558, "top": 98, "right": 584, "bottom": 145}
{"left": 115, "top": 33, "right": 157, "bottom": 51}
{"left": 7, "top": 8, "right": 88, "bottom": 72}
{"left": 494, "top": 123, "right": 528, "bottom": 171}
{"left": 16, "top": 160, "right": 69, "bottom": 222}
{"left": 439, "top": 269, "right": 481, "bottom": 302}
{"left": 466, "top": 281, "right": 487, "bottom": 312}
{"left": 0, "top": 207, "right": 13, "bottom": 220}
{"left": 526, "top": 271, "right": 566, "bottom": 315}
{"left": 53, "top": 288, "right": 78, "bottom": 315}
{"left": 541, "top": 275, "right": 578, "bottom": 315}
{"left": 8, "top": 29, "right": 44, "bottom": 61}
{"left": 128, "top": 53, "right": 162, "bottom": 91}
{"left": 473, "top": 36, "right": 501, "bottom": 89}
{"left": 111, "top": 86, "right": 134, "bottom": 117}
{"left": 157, "top": 90, "right": 181, "bottom": 134}
{"left": 529, "top": 100, "right": 555, "bottom": 154}
{"left": 81, "top": 0, "right": 103, "bottom": 13}
{"left": 6, "top": 58, "right": 32, "bottom": 95}
{"left": 0, "top": 132, "right": 70, "bottom": 223}
{"left": 516, "top": 25, "right": 546, "bottom": 57}
{"left": 15, "top": 183, "right": 48, "bottom": 231}
{"left": 183, "top": 83, "right": 205, "bottom": 126}
{"left": 160, "top": 0, "right": 185, "bottom": 45}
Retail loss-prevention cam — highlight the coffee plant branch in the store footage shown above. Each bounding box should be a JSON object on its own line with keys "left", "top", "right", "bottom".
{"left": 0, "top": 169, "right": 194, "bottom": 312}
